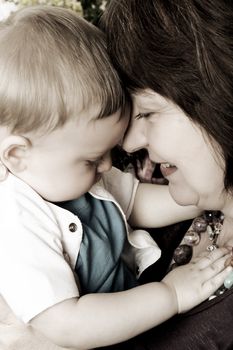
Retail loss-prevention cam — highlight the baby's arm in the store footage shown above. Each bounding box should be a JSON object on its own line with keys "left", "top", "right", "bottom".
{"left": 0, "top": 295, "right": 66, "bottom": 350}
{"left": 130, "top": 183, "right": 202, "bottom": 228}
{"left": 30, "top": 248, "right": 231, "bottom": 350}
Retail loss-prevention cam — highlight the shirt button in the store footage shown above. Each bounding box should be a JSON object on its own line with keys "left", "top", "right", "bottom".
{"left": 69, "top": 222, "right": 77, "bottom": 232}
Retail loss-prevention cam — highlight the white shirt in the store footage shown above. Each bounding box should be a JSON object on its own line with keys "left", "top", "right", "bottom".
{"left": 0, "top": 167, "right": 161, "bottom": 322}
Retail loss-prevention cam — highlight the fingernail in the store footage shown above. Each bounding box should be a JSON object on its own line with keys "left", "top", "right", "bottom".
{"left": 226, "top": 266, "right": 233, "bottom": 272}
{"left": 225, "top": 257, "right": 232, "bottom": 267}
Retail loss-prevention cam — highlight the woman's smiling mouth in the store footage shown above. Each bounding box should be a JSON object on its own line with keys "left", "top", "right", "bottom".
{"left": 160, "top": 162, "right": 177, "bottom": 177}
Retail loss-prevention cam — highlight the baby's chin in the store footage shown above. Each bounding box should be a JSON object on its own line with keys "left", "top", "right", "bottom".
{"left": 41, "top": 191, "right": 85, "bottom": 203}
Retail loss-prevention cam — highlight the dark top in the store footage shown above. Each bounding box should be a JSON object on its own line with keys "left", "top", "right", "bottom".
{"left": 100, "top": 220, "right": 233, "bottom": 350}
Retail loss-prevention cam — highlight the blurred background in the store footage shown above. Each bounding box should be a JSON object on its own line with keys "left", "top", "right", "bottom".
{"left": 0, "top": 0, "right": 109, "bottom": 23}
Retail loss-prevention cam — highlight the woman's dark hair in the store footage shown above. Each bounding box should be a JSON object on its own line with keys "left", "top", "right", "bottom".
{"left": 101, "top": 0, "right": 233, "bottom": 191}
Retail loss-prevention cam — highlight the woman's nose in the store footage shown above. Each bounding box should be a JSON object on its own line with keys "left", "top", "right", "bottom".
{"left": 122, "top": 118, "right": 148, "bottom": 153}
{"left": 97, "top": 152, "right": 112, "bottom": 173}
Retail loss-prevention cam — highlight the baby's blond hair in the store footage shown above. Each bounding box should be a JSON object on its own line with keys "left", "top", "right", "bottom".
{"left": 0, "top": 5, "right": 126, "bottom": 134}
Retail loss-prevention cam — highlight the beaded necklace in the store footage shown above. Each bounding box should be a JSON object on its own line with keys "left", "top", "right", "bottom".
{"left": 171, "top": 211, "right": 233, "bottom": 298}
{"left": 172, "top": 211, "right": 224, "bottom": 267}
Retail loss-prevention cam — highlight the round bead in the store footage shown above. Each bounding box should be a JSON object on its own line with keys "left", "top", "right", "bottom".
{"left": 213, "top": 222, "right": 222, "bottom": 234}
{"left": 183, "top": 230, "right": 200, "bottom": 246}
{"left": 224, "top": 271, "right": 233, "bottom": 289}
{"left": 204, "top": 211, "right": 214, "bottom": 223}
{"left": 220, "top": 213, "right": 225, "bottom": 221}
{"left": 207, "top": 225, "right": 214, "bottom": 239}
{"left": 173, "top": 244, "right": 193, "bottom": 265}
{"left": 204, "top": 210, "right": 222, "bottom": 224}
{"left": 207, "top": 244, "right": 218, "bottom": 252}
{"left": 192, "top": 217, "right": 208, "bottom": 233}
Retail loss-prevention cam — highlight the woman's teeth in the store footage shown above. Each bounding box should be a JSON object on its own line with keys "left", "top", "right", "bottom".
{"left": 160, "top": 162, "right": 177, "bottom": 178}
{"left": 161, "top": 162, "right": 175, "bottom": 168}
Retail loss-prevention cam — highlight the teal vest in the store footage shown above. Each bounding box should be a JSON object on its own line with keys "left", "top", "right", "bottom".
{"left": 59, "top": 193, "right": 138, "bottom": 294}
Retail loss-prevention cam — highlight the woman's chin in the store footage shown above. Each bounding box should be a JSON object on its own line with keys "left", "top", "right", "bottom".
{"left": 168, "top": 184, "right": 199, "bottom": 207}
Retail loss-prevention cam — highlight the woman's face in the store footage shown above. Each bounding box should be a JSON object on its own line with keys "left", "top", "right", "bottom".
{"left": 123, "top": 89, "right": 226, "bottom": 210}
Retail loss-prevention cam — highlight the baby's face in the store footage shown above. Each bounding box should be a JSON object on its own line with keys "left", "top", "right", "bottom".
{"left": 15, "top": 106, "right": 129, "bottom": 202}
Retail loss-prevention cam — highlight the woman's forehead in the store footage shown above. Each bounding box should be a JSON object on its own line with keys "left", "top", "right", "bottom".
{"left": 132, "top": 90, "right": 171, "bottom": 111}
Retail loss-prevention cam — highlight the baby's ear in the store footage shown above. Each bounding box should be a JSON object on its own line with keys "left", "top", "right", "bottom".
{"left": 0, "top": 135, "right": 31, "bottom": 174}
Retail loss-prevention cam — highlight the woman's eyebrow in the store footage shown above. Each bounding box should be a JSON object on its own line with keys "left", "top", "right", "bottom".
{"left": 86, "top": 152, "right": 104, "bottom": 159}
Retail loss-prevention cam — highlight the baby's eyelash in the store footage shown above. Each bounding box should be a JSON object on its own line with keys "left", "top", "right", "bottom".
{"left": 134, "top": 112, "right": 152, "bottom": 120}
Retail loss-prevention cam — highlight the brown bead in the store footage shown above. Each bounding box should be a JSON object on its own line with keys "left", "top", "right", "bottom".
{"left": 173, "top": 244, "right": 192, "bottom": 265}
{"left": 192, "top": 217, "right": 208, "bottom": 233}
{"left": 183, "top": 230, "right": 200, "bottom": 246}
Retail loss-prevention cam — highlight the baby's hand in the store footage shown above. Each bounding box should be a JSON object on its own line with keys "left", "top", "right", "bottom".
{"left": 162, "top": 247, "right": 232, "bottom": 313}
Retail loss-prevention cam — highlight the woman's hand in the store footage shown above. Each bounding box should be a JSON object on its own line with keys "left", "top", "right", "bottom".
{"left": 162, "top": 248, "right": 232, "bottom": 313}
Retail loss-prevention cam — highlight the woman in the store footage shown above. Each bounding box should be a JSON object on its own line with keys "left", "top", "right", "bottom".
{"left": 100, "top": 0, "right": 233, "bottom": 348}
{"left": 102, "top": 0, "right": 233, "bottom": 254}
{"left": 1, "top": 0, "right": 233, "bottom": 349}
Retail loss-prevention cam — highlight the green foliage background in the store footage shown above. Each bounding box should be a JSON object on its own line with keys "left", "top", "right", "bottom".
{"left": 81, "top": 0, "right": 109, "bottom": 24}
{"left": 7, "top": 0, "right": 110, "bottom": 23}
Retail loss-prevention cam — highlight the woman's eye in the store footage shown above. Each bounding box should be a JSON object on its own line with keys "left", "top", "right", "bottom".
{"left": 134, "top": 112, "right": 152, "bottom": 120}
{"left": 86, "top": 157, "right": 102, "bottom": 167}
{"left": 86, "top": 161, "right": 97, "bottom": 167}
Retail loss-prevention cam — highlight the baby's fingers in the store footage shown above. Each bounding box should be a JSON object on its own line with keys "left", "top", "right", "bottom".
{"left": 202, "top": 266, "right": 233, "bottom": 299}
{"left": 195, "top": 247, "right": 229, "bottom": 269}
{"left": 200, "top": 253, "right": 231, "bottom": 280}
